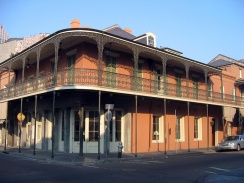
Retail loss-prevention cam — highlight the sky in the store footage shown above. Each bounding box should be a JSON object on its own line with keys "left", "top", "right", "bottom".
{"left": 0, "top": 0, "right": 243, "bottom": 64}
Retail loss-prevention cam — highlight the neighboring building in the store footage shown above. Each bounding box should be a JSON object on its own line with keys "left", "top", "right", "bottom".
{"left": 0, "top": 19, "right": 242, "bottom": 156}
{"left": 0, "top": 34, "right": 49, "bottom": 63}
{"left": 209, "top": 54, "right": 244, "bottom": 136}
{"left": 0, "top": 25, "right": 9, "bottom": 44}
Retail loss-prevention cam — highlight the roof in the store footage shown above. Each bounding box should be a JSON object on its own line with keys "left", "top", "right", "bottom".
{"left": 208, "top": 59, "right": 232, "bottom": 67}
{"left": 103, "top": 24, "right": 136, "bottom": 40}
{"left": 209, "top": 54, "right": 244, "bottom": 68}
{"left": 3, "top": 38, "right": 23, "bottom": 43}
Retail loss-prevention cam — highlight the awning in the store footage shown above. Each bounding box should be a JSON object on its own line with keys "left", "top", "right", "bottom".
{"left": 223, "top": 107, "right": 236, "bottom": 122}
{"left": 0, "top": 120, "right": 5, "bottom": 124}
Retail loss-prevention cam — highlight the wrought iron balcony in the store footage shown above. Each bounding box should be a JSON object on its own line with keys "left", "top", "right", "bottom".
{"left": 0, "top": 68, "right": 243, "bottom": 106}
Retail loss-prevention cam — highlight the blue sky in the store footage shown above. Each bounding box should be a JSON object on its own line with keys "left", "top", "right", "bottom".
{"left": 1, "top": 0, "right": 243, "bottom": 64}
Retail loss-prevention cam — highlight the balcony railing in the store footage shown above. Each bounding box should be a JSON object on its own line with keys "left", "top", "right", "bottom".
{"left": 0, "top": 68, "right": 243, "bottom": 106}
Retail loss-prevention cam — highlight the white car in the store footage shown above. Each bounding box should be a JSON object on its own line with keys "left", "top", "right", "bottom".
{"left": 216, "top": 135, "right": 244, "bottom": 152}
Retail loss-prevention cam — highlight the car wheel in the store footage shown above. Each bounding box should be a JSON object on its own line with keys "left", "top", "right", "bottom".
{"left": 237, "top": 144, "right": 241, "bottom": 151}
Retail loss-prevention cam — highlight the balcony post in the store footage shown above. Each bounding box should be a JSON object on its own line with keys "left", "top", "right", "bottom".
{"left": 185, "top": 65, "right": 189, "bottom": 98}
{"left": 53, "top": 41, "right": 60, "bottom": 86}
{"left": 97, "top": 38, "right": 104, "bottom": 87}
{"left": 220, "top": 73, "right": 223, "bottom": 101}
{"left": 161, "top": 56, "right": 167, "bottom": 95}
{"left": 204, "top": 70, "right": 208, "bottom": 101}
{"left": 36, "top": 49, "right": 41, "bottom": 91}
{"left": 133, "top": 48, "right": 139, "bottom": 91}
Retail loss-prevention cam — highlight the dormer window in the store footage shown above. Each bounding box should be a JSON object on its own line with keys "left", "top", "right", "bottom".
{"left": 146, "top": 32, "right": 156, "bottom": 47}
{"left": 148, "top": 36, "right": 154, "bottom": 47}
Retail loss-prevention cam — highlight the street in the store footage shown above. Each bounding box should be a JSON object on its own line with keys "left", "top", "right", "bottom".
{"left": 1, "top": 150, "right": 244, "bottom": 183}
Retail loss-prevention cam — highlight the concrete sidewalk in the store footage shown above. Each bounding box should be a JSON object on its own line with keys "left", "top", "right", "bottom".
{"left": 0, "top": 145, "right": 214, "bottom": 164}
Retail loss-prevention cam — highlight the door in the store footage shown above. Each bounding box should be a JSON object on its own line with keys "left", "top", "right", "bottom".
{"left": 109, "top": 110, "right": 123, "bottom": 152}
{"left": 175, "top": 73, "right": 182, "bottom": 97}
{"left": 59, "top": 110, "right": 65, "bottom": 152}
{"left": 47, "top": 115, "right": 52, "bottom": 151}
{"left": 86, "top": 111, "right": 99, "bottom": 153}
{"left": 68, "top": 54, "right": 75, "bottom": 85}
{"left": 70, "top": 110, "right": 86, "bottom": 153}
{"left": 26, "top": 122, "right": 31, "bottom": 148}
{"left": 36, "top": 121, "right": 42, "bottom": 149}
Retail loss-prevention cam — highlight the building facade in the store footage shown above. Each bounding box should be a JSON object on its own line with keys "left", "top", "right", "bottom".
{"left": 0, "top": 20, "right": 243, "bottom": 155}
{"left": 0, "top": 25, "right": 9, "bottom": 44}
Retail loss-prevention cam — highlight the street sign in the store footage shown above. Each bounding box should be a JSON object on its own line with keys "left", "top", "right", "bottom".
{"left": 17, "top": 113, "right": 25, "bottom": 122}
{"left": 105, "top": 110, "right": 112, "bottom": 121}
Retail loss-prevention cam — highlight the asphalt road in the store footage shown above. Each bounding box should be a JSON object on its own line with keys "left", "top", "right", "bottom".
{"left": 1, "top": 150, "right": 244, "bottom": 183}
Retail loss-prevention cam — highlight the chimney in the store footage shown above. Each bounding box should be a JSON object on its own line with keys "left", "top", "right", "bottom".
{"left": 70, "top": 19, "right": 80, "bottom": 28}
{"left": 124, "top": 28, "right": 132, "bottom": 34}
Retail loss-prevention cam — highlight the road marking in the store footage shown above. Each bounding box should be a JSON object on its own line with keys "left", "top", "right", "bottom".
{"left": 209, "top": 167, "right": 230, "bottom": 172}
{"left": 146, "top": 160, "right": 165, "bottom": 163}
{"left": 82, "top": 164, "right": 99, "bottom": 168}
{"left": 204, "top": 171, "right": 217, "bottom": 174}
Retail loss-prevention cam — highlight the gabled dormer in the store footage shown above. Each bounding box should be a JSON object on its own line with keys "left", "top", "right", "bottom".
{"left": 133, "top": 32, "right": 157, "bottom": 47}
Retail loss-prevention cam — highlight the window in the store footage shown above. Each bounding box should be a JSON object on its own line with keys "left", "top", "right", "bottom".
{"left": 152, "top": 115, "right": 163, "bottom": 142}
{"left": 109, "top": 110, "right": 122, "bottom": 142}
{"left": 148, "top": 36, "right": 154, "bottom": 47}
{"left": 74, "top": 110, "right": 85, "bottom": 142}
{"left": 176, "top": 116, "right": 184, "bottom": 141}
{"left": 207, "top": 79, "right": 213, "bottom": 98}
{"left": 89, "top": 111, "right": 99, "bottom": 141}
{"left": 240, "top": 69, "right": 242, "bottom": 79}
{"left": 67, "top": 54, "right": 76, "bottom": 85}
{"left": 192, "top": 77, "right": 199, "bottom": 99}
{"left": 175, "top": 73, "right": 182, "bottom": 97}
{"left": 136, "top": 62, "right": 143, "bottom": 91}
{"left": 194, "top": 117, "right": 202, "bottom": 140}
{"left": 61, "top": 110, "right": 64, "bottom": 141}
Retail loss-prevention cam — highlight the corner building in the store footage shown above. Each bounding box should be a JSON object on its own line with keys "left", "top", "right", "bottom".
{"left": 0, "top": 20, "right": 242, "bottom": 155}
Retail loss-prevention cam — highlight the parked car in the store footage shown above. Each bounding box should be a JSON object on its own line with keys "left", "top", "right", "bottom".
{"left": 216, "top": 135, "right": 244, "bottom": 152}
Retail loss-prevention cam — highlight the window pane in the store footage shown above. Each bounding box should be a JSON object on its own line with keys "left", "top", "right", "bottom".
{"left": 152, "top": 115, "right": 160, "bottom": 140}
{"left": 89, "top": 111, "right": 99, "bottom": 141}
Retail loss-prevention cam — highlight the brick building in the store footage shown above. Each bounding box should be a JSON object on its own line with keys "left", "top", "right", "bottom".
{"left": 0, "top": 19, "right": 243, "bottom": 156}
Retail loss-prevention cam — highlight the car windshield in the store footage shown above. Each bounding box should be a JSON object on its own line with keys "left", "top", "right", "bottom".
{"left": 225, "top": 136, "right": 239, "bottom": 141}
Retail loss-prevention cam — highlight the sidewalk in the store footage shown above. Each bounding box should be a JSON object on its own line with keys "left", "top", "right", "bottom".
{"left": 0, "top": 145, "right": 214, "bottom": 164}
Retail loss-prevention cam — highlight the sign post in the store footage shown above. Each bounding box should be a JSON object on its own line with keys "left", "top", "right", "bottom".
{"left": 17, "top": 113, "right": 25, "bottom": 153}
